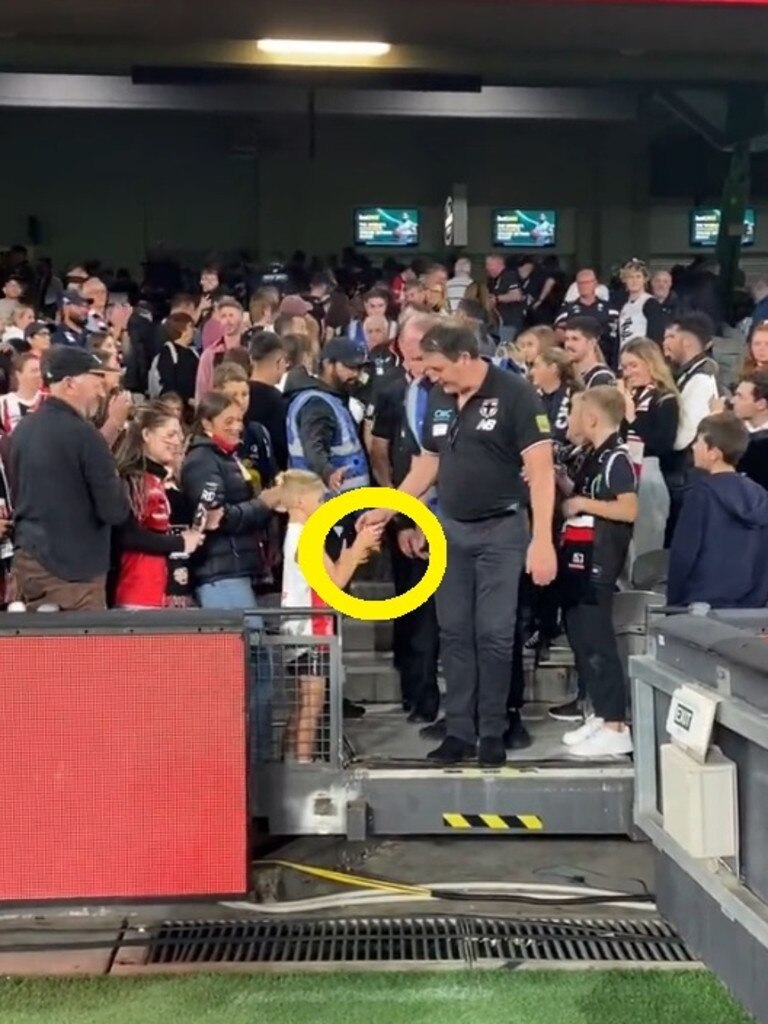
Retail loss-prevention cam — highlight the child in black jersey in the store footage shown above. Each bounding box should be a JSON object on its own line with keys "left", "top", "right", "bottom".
{"left": 558, "top": 386, "right": 638, "bottom": 758}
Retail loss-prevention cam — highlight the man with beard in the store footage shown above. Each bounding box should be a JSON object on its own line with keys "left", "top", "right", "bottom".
{"left": 10, "top": 348, "right": 130, "bottom": 610}
{"left": 284, "top": 337, "right": 370, "bottom": 499}
{"left": 52, "top": 289, "right": 91, "bottom": 347}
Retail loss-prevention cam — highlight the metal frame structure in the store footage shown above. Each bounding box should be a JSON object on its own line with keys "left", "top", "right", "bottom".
{"left": 632, "top": 614, "right": 768, "bottom": 1023}
{"left": 257, "top": 608, "right": 636, "bottom": 839}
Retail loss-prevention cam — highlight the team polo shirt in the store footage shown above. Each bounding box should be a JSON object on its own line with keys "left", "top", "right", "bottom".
{"left": 421, "top": 362, "right": 551, "bottom": 522}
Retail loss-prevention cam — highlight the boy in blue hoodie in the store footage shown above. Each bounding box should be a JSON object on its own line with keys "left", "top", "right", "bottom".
{"left": 668, "top": 412, "right": 768, "bottom": 608}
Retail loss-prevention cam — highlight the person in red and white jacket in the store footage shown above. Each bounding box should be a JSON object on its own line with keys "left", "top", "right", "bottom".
{"left": 113, "top": 404, "right": 212, "bottom": 609}
{"left": 0, "top": 353, "right": 45, "bottom": 434}
{"left": 278, "top": 469, "right": 382, "bottom": 762}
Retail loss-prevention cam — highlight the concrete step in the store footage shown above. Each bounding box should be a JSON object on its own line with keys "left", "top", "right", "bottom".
{"left": 343, "top": 652, "right": 401, "bottom": 703}
{"left": 341, "top": 649, "right": 575, "bottom": 706}
{"left": 342, "top": 618, "right": 394, "bottom": 652}
{"left": 349, "top": 581, "right": 396, "bottom": 600}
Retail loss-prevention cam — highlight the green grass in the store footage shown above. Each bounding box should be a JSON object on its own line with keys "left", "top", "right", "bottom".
{"left": 0, "top": 970, "right": 754, "bottom": 1024}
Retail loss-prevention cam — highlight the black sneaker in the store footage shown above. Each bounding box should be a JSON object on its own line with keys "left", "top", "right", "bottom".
{"left": 478, "top": 736, "right": 507, "bottom": 767}
{"left": 523, "top": 629, "right": 540, "bottom": 652}
{"left": 420, "top": 717, "right": 447, "bottom": 741}
{"left": 427, "top": 737, "right": 476, "bottom": 764}
{"left": 343, "top": 698, "right": 366, "bottom": 720}
{"left": 504, "top": 710, "right": 532, "bottom": 750}
{"left": 548, "top": 699, "right": 584, "bottom": 723}
{"left": 408, "top": 707, "right": 439, "bottom": 725}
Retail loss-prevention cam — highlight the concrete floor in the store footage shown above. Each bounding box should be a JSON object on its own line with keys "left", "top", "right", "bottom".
{"left": 0, "top": 833, "right": 656, "bottom": 975}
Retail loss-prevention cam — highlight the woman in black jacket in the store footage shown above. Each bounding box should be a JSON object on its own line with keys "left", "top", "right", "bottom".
{"left": 182, "top": 392, "right": 281, "bottom": 601}
{"left": 181, "top": 391, "right": 282, "bottom": 760}
{"left": 619, "top": 336, "right": 680, "bottom": 561}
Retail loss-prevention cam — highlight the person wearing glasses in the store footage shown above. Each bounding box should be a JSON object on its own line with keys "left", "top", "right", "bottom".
{"left": 9, "top": 347, "right": 130, "bottom": 610}
{"left": 359, "top": 321, "right": 557, "bottom": 767}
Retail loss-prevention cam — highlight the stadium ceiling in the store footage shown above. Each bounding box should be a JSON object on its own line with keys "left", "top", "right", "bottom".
{"left": 1, "top": 0, "right": 768, "bottom": 84}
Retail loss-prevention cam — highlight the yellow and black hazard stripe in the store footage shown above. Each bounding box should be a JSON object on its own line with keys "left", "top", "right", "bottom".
{"left": 442, "top": 813, "right": 543, "bottom": 831}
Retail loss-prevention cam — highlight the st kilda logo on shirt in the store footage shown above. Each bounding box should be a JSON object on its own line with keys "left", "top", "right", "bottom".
{"left": 477, "top": 397, "right": 499, "bottom": 432}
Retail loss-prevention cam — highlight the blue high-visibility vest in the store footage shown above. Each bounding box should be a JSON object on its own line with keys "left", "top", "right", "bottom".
{"left": 286, "top": 389, "right": 370, "bottom": 492}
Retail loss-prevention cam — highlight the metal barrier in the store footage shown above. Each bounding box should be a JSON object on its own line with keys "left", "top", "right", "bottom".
{"left": 632, "top": 610, "right": 768, "bottom": 1023}
{"left": 253, "top": 609, "right": 344, "bottom": 770}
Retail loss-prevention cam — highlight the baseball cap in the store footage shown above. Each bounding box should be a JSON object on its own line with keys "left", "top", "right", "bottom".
{"left": 320, "top": 337, "right": 368, "bottom": 368}
{"left": 24, "top": 321, "right": 51, "bottom": 340}
{"left": 279, "top": 294, "right": 312, "bottom": 317}
{"left": 61, "top": 288, "right": 92, "bottom": 307}
{"left": 43, "top": 347, "right": 105, "bottom": 384}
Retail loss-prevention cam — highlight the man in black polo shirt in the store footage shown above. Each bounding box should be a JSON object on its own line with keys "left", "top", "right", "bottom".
{"left": 555, "top": 268, "right": 620, "bottom": 369}
{"left": 486, "top": 255, "right": 524, "bottom": 344}
{"left": 370, "top": 313, "right": 441, "bottom": 723}
{"left": 361, "top": 322, "right": 556, "bottom": 766}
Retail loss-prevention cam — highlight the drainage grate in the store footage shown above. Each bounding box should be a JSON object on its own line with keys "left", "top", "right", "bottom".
{"left": 145, "top": 917, "right": 691, "bottom": 967}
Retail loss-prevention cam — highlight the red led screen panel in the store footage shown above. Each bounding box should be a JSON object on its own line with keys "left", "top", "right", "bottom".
{"left": 0, "top": 631, "right": 248, "bottom": 902}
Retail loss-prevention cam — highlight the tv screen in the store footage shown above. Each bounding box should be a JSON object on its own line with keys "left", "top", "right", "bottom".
{"left": 690, "top": 208, "right": 755, "bottom": 247}
{"left": 355, "top": 207, "right": 420, "bottom": 247}
{"left": 493, "top": 209, "right": 557, "bottom": 248}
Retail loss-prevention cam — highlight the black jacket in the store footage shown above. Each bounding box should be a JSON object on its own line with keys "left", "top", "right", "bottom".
{"left": 181, "top": 435, "right": 271, "bottom": 585}
{"left": 739, "top": 429, "right": 768, "bottom": 493}
{"left": 10, "top": 397, "right": 130, "bottom": 580}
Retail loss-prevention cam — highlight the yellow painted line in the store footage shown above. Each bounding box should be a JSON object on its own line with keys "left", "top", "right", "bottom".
{"left": 442, "top": 813, "right": 471, "bottom": 829}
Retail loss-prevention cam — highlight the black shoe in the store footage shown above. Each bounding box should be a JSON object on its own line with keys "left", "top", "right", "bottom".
{"left": 427, "top": 736, "right": 475, "bottom": 764}
{"left": 504, "top": 710, "right": 532, "bottom": 751}
{"left": 548, "top": 699, "right": 584, "bottom": 723}
{"left": 408, "top": 707, "right": 439, "bottom": 725}
{"left": 537, "top": 640, "right": 551, "bottom": 664}
{"left": 478, "top": 736, "right": 507, "bottom": 767}
{"left": 343, "top": 698, "right": 366, "bottom": 720}
{"left": 402, "top": 701, "right": 413, "bottom": 713}
{"left": 420, "top": 717, "right": 447, "bottom": 740}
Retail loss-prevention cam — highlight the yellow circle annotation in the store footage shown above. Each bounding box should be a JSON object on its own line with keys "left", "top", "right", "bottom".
{"left": 296, "top": 487, "right": 446, "bottom": 622}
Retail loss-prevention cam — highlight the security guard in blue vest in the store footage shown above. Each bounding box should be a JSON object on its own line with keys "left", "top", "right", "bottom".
{"left": 285, "top": 337, "right": 371, "bottom": 494}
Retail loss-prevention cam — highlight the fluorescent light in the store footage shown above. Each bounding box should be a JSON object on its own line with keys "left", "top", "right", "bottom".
{"left": 257, "top": 39, "right": 390, "bottom": 58}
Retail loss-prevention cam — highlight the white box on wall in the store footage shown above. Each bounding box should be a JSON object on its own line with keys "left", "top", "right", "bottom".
{"left": 661, "top": 743, "right": 738, "bottom": 860}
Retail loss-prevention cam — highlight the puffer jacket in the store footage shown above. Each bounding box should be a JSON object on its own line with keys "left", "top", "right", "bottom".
{"left": 181, "top": 435, "right": 271, "bottom": 585}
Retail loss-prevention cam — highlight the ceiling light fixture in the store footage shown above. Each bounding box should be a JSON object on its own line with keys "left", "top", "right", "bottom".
{"left": 257, "top": 39, "right": 391, "bottom": 58}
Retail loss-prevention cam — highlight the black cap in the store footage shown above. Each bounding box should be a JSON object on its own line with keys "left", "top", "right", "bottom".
{"left": 61, "top": 288, "right": 91, "bottom": 307}
{"left": 320, "top": 337, "right": 368, "bottom": 368}
{"left": 43, "top": 347, "right": 105, "bottom": 384}
{"left": 24, "top": 321, "right": 52, "bottom": 340}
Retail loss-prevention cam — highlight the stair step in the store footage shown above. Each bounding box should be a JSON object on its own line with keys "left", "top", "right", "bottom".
{"left": 349, "top": 581, "right": 396, "bottom": 600}
{"left": 342, "top": 618, "right": 394, "bottom": 652}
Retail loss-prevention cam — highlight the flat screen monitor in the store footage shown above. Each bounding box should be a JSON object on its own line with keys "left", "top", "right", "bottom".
{"left": 690, "top": 208, "right": 755, "bottom": 247}
{"left": 493, "top": 209, "right": 557, "bottom": 248}
{"left": 354, "top": 207, "right": 420, "bottom": 247}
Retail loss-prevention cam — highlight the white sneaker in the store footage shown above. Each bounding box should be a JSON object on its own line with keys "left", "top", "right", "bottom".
{"left": 569, "top": 724, "right": 633, "bottom": 758}
{"left": 563, "top": 715, "right": 603, "bottom": 747}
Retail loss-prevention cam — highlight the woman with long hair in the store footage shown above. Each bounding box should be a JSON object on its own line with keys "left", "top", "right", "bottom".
{"left": 743, "top": 323, "right": 768, "bottom": 375}
{"left": 619, "top": 336, "right": 680, "bottom": 562}
{"left": 181, "top": 391, "right": 283, "bottom": 760}
{"left": 515, "top": 325, "right": 557, "bottom": 375}
{"left": 113, "top": 405, "right": 205, "bottom": 609}
{"left": 530, "top": 346, "right": 583, "bottom": 449}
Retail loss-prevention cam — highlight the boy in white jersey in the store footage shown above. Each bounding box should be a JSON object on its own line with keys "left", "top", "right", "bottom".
{"left": 278, "top": 470, "right": 383, "bottom": 762}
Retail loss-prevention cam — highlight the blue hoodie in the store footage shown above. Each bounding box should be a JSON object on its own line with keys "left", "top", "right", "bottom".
{"left": 668, "top": 472, "right": 768, "bottom": 608}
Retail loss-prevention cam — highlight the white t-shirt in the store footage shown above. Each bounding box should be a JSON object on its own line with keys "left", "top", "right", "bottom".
{"left": 619, "top": 292, "right": 652, "bottom": 349}
{"left": 281, "top": 522, "right": 334, "bottom": 654}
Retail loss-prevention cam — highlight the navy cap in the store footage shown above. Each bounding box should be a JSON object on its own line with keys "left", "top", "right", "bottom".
{"left": 320, "top": 337, "right": 368, "bottom": 368}
{"left": 61, "top": 288, "right": 92, "bottom": 307}
{"left": 24, "top": 320, "right": 52, "bottom": 340}
{"left": 43, "top": 347, "right": 105, "bottom": 384}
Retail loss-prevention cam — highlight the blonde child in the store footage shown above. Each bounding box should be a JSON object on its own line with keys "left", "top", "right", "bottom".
{"left": 278, "top": 469, "right": 383, "bottom": 762}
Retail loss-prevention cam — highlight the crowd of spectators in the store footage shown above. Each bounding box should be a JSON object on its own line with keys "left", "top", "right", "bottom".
{"left": 0, "top": 243, "right": 767, "bottom": 765}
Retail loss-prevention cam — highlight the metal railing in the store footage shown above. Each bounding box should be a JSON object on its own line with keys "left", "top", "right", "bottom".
{"left": 250, "top": 608, "right": 344, "bottom": 770}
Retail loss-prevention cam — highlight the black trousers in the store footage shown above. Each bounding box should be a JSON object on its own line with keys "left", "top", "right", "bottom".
{"left": 663, "top": 467, "right": 692, "bottom": 549}
{"left": 391, "top": 545, "right": 440, "bottom": 715}
{"left": 436, "top": 513, "right": 529, "bottom": 743}
{"left": 564, "top": 585, "right": 625, "bottom": 722}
